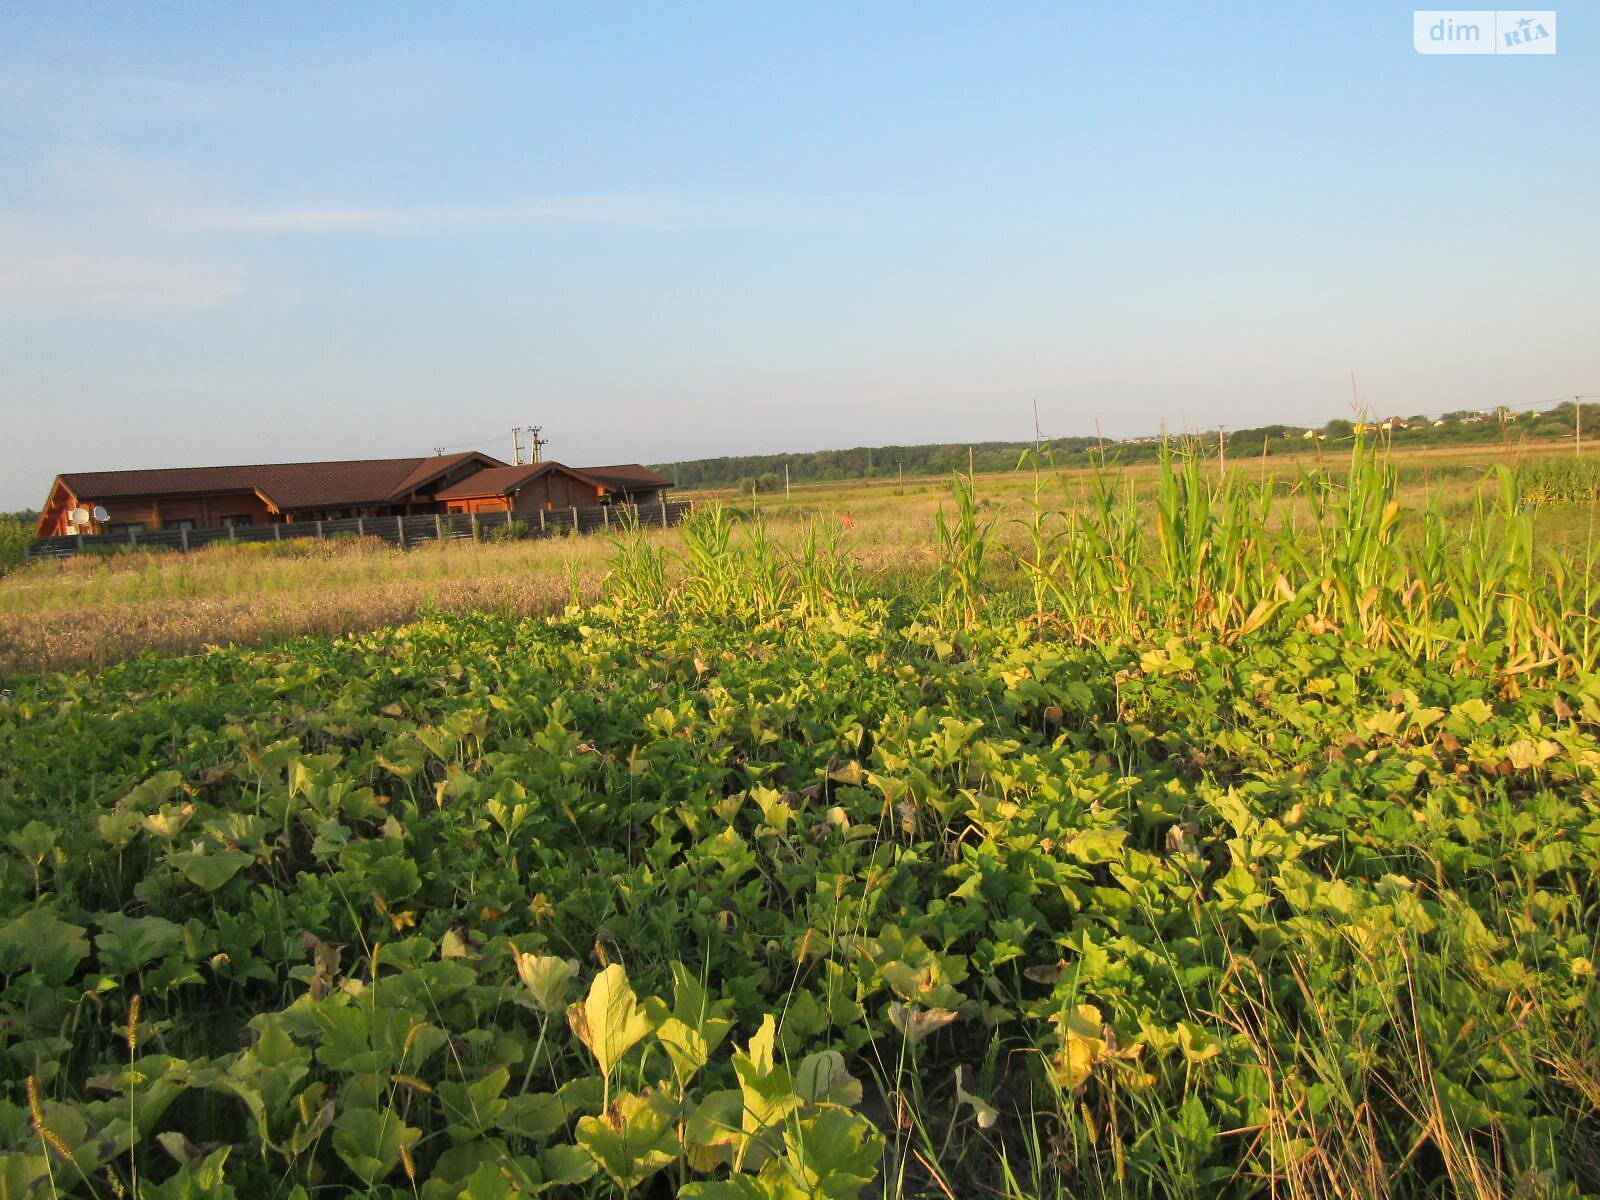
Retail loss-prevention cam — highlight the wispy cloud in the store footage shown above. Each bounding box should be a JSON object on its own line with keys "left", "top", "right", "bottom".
{"left": 173, "top": 192, "right": 906, "bottom": 235}
{"left": 0, "top": 229, "right": 241, "bottom": 316}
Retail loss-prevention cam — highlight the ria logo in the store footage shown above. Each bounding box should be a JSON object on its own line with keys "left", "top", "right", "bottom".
{"left": 1502, "top": 13, "right": 1553, "bottom": 47}
{"left": 1413, "top": 10, "right": 1557, "bottom": 53}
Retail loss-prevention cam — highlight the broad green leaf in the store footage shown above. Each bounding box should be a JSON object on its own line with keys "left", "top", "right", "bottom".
{"left": 655, "top": 1016, "right": 709, "bottom": 1085}
{"left": 772, "top": 1107, "right": 883, "bottom": 1200}
{"left": 655, "top": 962, "right": 734, "bottom": 1085}
{"left": 120, "top": 770, "right": 186, "bottom": 809}
{"left": 573, "top": 1088, "right": 678, "bottom": 1189}
{"left": 794, "top": 1051, "right": 862, "bottom": 1107}
{"left": 680, "top": 1178, "right": 771, "bottom": 1199}
{"left": 538, "top": 1143, "right": 599, "bottom": 1186}
{"left": 438, "top": 1066, "right": 510, "bottom": 1144}
{"left": 1177, "top": 1021, "right": 1222, "bottom": 1064}
{"left": 6, "top": 820, "right": 55, "bottom": 863}
{"left": 97, "top": 809, "right": 144, "bottom": 848}
{"left": 458, "top": 1162, "right": 518, "bottom": 1200}
{"left": 149, "top": 1146, "right": 237, "bottom": 1199}
{"left": 684, "top": 1088, "right": 744, "bottom": 1172}
{"left": 332, "top": 1106, "right": 419, "bottom": 1186}
{"left": 0, "top": 910, "right": 89, "bottom": 986}
{"left": 96, "top": 912, "right": 183, "bottom": 974}
{"left": 497, "top": 1092, "right": 566, "bottom": 1142}
{"left": 169, "top": 846, "right": 253, "bottom": 892}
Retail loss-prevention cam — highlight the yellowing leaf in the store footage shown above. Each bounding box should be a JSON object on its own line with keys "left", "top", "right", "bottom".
{"left": 515, "top": 953, "right": 579, "bottom": 1015}
{"left": 953, "top": 1066, "right": 999, "bottom": 1129}
{"left": 1177, "top": 1021, "right": 1222, "bottom": 1064}
{"left": 1049, "top": 1004, "right": 1107, "bottom": 1092}
{"left": 826, "top": 761, "right": 864, "bottom": 787}
{"left": 567, "top": 964, "right": 658, "bottom": 1082}
{"left": 1452, "top": 697, "right": 1495, "bottom": 726}
{"left": 886, "top": 1002, "right": 959, "bottom": 1045}
{"left": 731, "top": 1015, "right": 800, "bottom": 1153}
{"left": 1504, "top": 738, "right": 1560, "bottom": 770}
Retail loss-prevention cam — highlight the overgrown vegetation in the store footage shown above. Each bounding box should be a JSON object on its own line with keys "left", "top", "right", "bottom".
{"left": 0, "top": 519, "right": 29, "bottom": 578}
{"left": 0, "top": 442, "right": 1597, "bottom": 1197}
{"left": 1517, "top": 458, "right": 1600, "bottom": 506}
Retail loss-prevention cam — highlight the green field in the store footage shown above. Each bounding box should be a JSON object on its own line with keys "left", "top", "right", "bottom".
{"left": 1, "top": 442, "right": 1598, "bottom": 1198}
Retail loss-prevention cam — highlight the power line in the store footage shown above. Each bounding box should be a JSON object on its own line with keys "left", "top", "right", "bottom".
{"left": 429, "top": 431, "right": 506, "bottom": 454}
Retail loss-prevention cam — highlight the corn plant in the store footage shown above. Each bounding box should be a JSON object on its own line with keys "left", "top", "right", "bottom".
{"left": 934, "top": 470, "right": 992, "bottom": 630}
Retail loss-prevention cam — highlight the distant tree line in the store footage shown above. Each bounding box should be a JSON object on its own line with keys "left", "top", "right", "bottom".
{"left": 655, "top": 402, "right": 1596, "bottom": 492}
{"left": 661, "top": 439, "right": 1104, "bottom": 493}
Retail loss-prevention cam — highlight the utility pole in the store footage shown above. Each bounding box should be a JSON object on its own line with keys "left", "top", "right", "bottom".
{"left": 898, "top": 462, "right": 904, "bottom": 495}
{"left": 510, "top": 428, "right": 523, "bottom": 466}
{"left": 1218, "top": 426, "right": 1227, "bottom": 478}
{"left": 784, "top": 462, "right": 790, "bottom": 500}
{"left": 1577, "top": 397, "right": 1583, "bottom": 458}
{"left": 528, "top": 425, "right": 548, "bottom": 463}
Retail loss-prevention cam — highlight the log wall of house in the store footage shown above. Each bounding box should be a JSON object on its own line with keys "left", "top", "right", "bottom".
{"left": 513, "top": 472, "right": 605, "bottom": 511}
{"left": 38, "top": 490, "right": 276, "bottom": 535}
{"left": 444, "top": 496, "right": 513, "bottom": 515}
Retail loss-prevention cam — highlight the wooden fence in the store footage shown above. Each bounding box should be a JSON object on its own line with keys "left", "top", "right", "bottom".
{"left": 29, "top": 500, "right": 693, "bottom": 560}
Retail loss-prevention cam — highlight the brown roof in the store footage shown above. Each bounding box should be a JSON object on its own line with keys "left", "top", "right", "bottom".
{"left": 56, "top": 452, "right": 503, "bottom": 511}
{"left": 434, "top": 461, "right": 604, "bottom": 501}
{"left": 387, "top": 453, "right": 501, "bottom": 500}
{"left": 576, "top": 463, "right": 675, "bottom": 491}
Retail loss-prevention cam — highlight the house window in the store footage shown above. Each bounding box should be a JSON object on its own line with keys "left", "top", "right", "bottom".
{"left": 220, "top": 515, "right": 253, "bottom": 528}
{"left": 163, "top": 519, "right": 196, "bottom": 531}
{"left": 108, "top": 523, "right": 147, "bottom": 536}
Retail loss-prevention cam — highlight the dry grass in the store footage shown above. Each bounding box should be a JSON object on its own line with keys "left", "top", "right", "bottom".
{"left": 0, "top": 517, "right": 940, "bottom": 677}
{"left": 4, "top": 441, "right": 1597, "bottom": 679}
{"left": 0, "top": 535, "right": 619, "bottom": 677}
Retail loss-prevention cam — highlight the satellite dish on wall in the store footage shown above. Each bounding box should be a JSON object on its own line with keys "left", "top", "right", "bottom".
{"left": 92, "top": 506, "right": 110, "bottom": 523}
{"left": 68, "top": 507, "right": 90, "bottom": 525}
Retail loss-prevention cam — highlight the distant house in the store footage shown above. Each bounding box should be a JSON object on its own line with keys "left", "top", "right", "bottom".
{"left": 434, "top": 462, "right": 675, "bottom": 515}
{"left": 33, "top": 454, "right": 674, "bottom": 538}
{"left": 35, "top": 452, "right": 504, "bottom": 538}
{"left": 434, "top": 462, "right": 608, "bottom": 516}
{"left": 575, "top": 464, "right": 675, "bottom": 506}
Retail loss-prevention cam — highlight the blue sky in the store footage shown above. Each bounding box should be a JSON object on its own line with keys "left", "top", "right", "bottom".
{"left": 1, "top": 2, "right": 1596, "bottom": 507}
